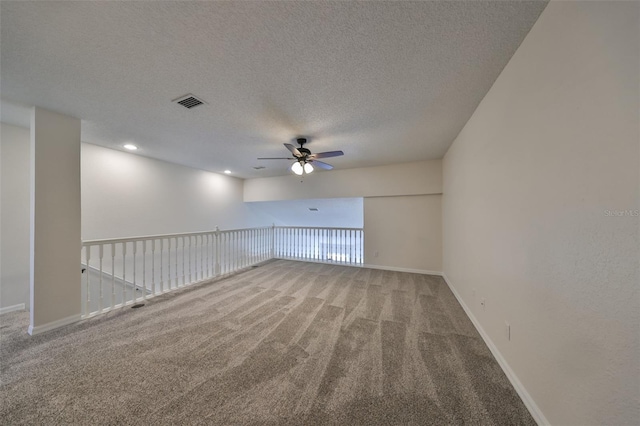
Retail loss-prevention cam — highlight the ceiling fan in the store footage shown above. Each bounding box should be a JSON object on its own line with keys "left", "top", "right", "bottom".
{"left": 257, "top": 137, "right": 344, "bottom": 175}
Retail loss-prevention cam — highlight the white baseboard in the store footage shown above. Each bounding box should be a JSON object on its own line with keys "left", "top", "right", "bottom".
{"left": 0, "top": 303, "right": 26, "bottom": 315}
{"left": 28, "top": 314, "right": 81, "bottom": 336}
{"left": 362, "top": 263, "right": 442, "bottom": 276}
{"left": 441, "top": 273, "right": 550, "bottom": 426}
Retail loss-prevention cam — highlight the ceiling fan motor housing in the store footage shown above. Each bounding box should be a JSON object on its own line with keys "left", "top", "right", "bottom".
{"left": 296, "top": 137, "right": 311, "bottom": 158}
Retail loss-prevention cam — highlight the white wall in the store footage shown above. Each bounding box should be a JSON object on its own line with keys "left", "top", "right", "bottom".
{"left": 82, "top": 143, "right": 275, "bottom": 240}
{"left": 247, "top": 198, "right": 363, "bottom": 228}
{"left": 0, "top": 123, "right": 30, "bottom": 310}
{"left": 364, "top": 195, "right": 441, "bottom": 273}
{"left": 244, "top": 160, "right": 442, "bottom": 202}
{"left": 442, "top": 2, "right": 639, "bottom": 425}
{"left": 1, "top": 137, "right": 277, "bottom": 315}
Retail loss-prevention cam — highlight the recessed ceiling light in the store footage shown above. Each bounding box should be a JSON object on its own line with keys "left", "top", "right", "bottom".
{"left": 123, "top": 144, "right": 138, "bottom": 151}
{"left": 224, "top": 170, "right": 231, "bottom": 174}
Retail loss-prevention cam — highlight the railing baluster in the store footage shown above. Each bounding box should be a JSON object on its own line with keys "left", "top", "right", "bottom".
{"left": 187, "top": 236, "right": 192, "bottom": 283}
{"left": 235, "top": 231, "right": 239, "bottom": 271}
{"left": 158, "top": 238, "right": 164, "bottom": 293}
{"left": 234, "top": 231, "right": 239, "bottom": 271}
{"left": 174, "top": 237, "right": 179, "bottom": 287}
{"left": 199, "top": 234, "right": 203, "bottom": 280}
{"left": 285, "top": 228, "right": 288, "bottom": 258}
{"left": 205, "top": 234, "right": 210, "bottom": 279}
{"left": 166, "top": 238, "right": 171, "bottom": 289}
{"left": 122, "top": 242, "right": 127, "bottom": 306}
{"left": 99, "top": 244, "right": 104, "bottom": 311}
{"left": 201, "top": 234, "right": 206, "bottom": 278}
{"left": 253, "top": 229, "right": 257, "bottom": 263}
{"left": 245, "top": 230, "right": 249, "bottom": 267}
{"left": 238, "top": 231, "right": 242, "bottom": 269}
{"left": 195, "top": 235, "right": 199, "bottom": 281}
{"left": 215, "top": 229, "right": 220, "bottom": 276}
{"left": 111, "top": 243, "right": 116, "bottom": 309}
{"left": 351, "top": 230, "right": 354, "bottom": 264}
{"left": 133, "top": 241, "right": 137, "bottom": 302}
{"left": 224, "top": 232, "right": 228, "bottom": 274}
{"left": 85, "top": 245, "right": 91, "bottom": 316}
{"left": 239, "top": 230, "right": 243, "bottom": 269}
{"left": 142, "top": 240, "right": 147, "bottom": 301}
{"left": 181, "top": 236, "right": 186, "bottom": 286}
{"left": 151, "top": 240, "right": 156, "bottom": 296}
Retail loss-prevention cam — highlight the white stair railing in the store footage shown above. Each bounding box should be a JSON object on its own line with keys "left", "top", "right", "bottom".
{"left": 273, "top": 226, "right": 364, "bottom": 265}
{"left": 81, "top": 225, "right": 362, "bottom": 318}
{"left": 80, "top": 226, "right": 272, "bottom": 318}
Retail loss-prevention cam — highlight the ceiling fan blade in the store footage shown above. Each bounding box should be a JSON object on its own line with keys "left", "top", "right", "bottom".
{"left": 284, "top": 143, "right": 302, "bottom": 157}
{"left": 309, "top": 150, "right": 344, "bottom": 159}
{"left": 310, "top": 160, "right": 333, "bottom": 170}
{"left": 257, "top": 157, "right": 295, "bottom": 160}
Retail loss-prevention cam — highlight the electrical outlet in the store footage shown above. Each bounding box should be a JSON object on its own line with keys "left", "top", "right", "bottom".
{"left": 505, "top": 321, "right": 511, "bottom": 341}
{"left": 472, "top": 288, "right": 476, "bottom": 297}
{"left": 480, "top": 298, "right": 486, "bottom": 310}
{"left": 374, "top": 251, "right": 379, "bottom": 258}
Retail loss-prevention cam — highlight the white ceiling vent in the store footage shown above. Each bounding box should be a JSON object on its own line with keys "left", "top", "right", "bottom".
{"left": 172, "top": 94, "right": 206, "bottom": 109}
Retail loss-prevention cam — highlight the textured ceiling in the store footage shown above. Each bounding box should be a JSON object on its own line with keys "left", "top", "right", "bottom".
{"left": 0, "top": 1, "right": 547, "bottom": 178}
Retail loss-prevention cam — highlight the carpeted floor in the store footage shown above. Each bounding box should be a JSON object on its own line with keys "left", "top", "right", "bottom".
{"left": 0, "top": 260, "right": 535, "bottom": 425}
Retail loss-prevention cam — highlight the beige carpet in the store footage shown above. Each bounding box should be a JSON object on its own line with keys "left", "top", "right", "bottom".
{"left": 0, "top": 260, "right": 535, "bottom": 425}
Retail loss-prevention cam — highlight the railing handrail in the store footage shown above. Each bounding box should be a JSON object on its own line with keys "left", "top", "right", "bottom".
{"left": 82, "top": 226, "right": 274, "bottom": 246}
{"left": 274, "top": 226, "right": 363, "bottom": 231}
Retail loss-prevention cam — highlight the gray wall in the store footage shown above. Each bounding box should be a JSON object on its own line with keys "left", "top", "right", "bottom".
{"left": 245, "top": 160, "right": 443, "bottom": 273}
{"left": 0, "top": 123, "right": 30, "bottom": 310}
{"left": 247, "top": 198, "right": 363, "bottom": 228}
{"left": 442, "top": 2, "right": 639, "bottom": 424}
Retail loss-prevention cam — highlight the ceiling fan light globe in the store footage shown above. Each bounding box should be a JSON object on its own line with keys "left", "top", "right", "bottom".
{"left": 304, "top": 163, "right": 314, "bottom": 174}
{"left": 291, "top": 161, "right": 304, "bottom": 175}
